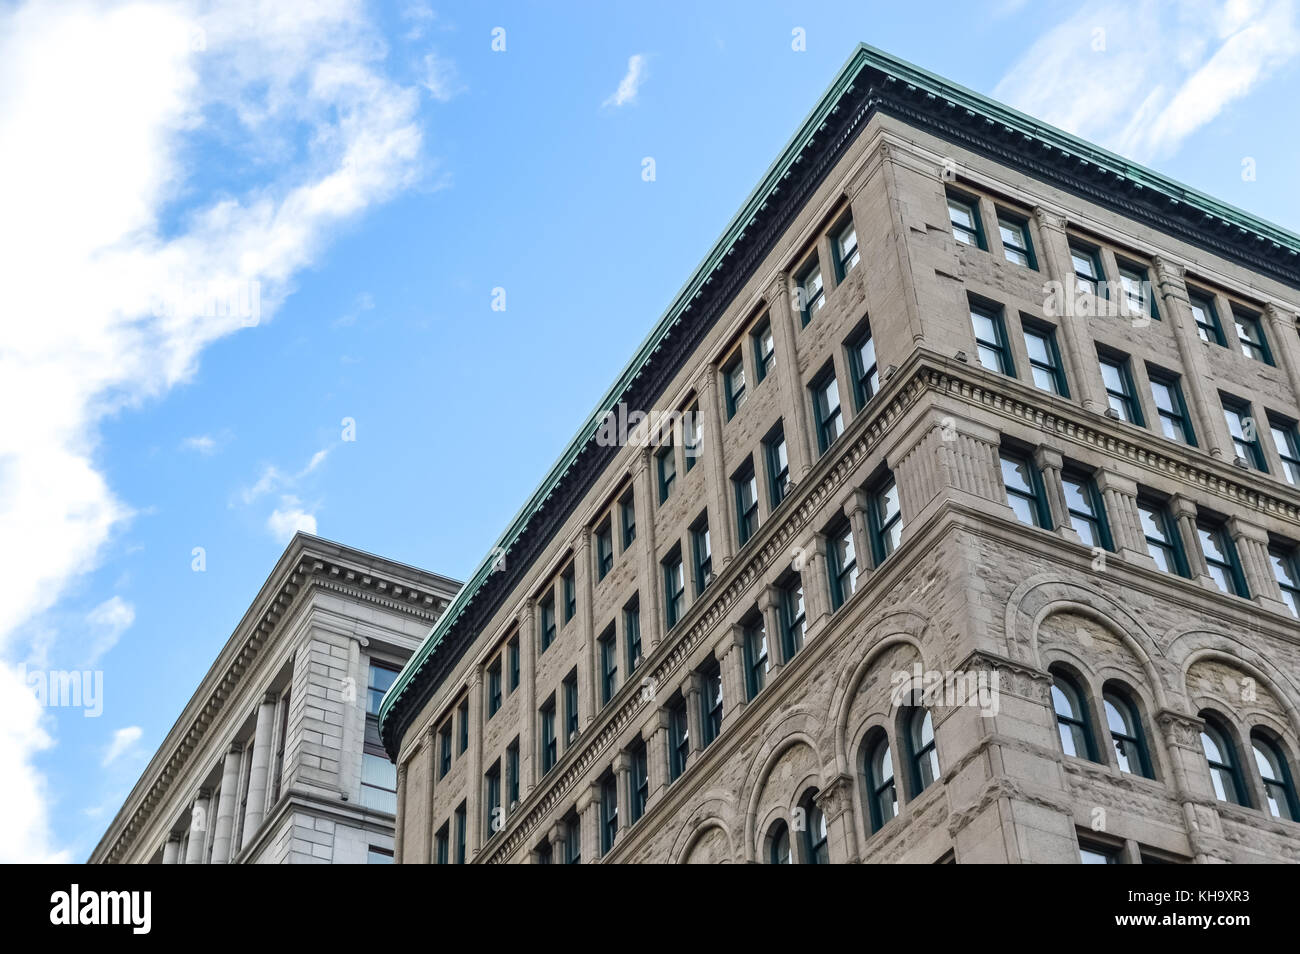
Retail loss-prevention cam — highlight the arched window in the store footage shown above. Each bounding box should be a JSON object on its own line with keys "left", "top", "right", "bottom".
{"left": 1251, "top": 730, "right": 1299, "bottom": 821}
{"left": 864, "top": 731, "right": 897, "bottom": 833}
{"left": 1051, "top": 669, "right": 1097, "bottom": 761}
{"left": 767, "top": 821, "right": 790, "bottom": 864}
{"left": 906, "top": 708, "right": 940, "bottom": 795}
{"left": 1103, "top": 687, "right": 1152, "bottom": 778}
{"left": 800, "top": 792, "right": 829, "bottom": 864}
{"left": 1200, "top": 715, "right": 1248, "bottom": 806}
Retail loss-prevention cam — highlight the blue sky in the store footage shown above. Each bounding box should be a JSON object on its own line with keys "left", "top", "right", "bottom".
{"left": 1, "top": 0, "right": 1297, "bottom": 862}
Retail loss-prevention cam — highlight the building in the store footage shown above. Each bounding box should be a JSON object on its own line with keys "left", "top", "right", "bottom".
{"left": 379, "top": 44, "right": 1300, "bottom": 864}
{"left": 89, "top": 533, "right": 459, "bottom": 864}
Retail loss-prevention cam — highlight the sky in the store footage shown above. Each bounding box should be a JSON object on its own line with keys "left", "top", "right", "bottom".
{"left": 1, "top": 0, "right": 1297, "bottom": 863}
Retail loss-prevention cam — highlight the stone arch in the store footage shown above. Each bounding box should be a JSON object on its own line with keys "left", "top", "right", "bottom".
{"left": 669, "top": 791, "right": 738, "bottom": 864}
{"left": 741, "top": 711, "right": 826, "bottom": 863}
{"left": 676, "top": 820, "right": 734, "bottom": 865}
{"left": 1176, "top": 642, "right": 1300, "bottom": 740}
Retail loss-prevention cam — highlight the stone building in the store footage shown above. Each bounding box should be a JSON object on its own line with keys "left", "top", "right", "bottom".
{"left": 89, "top": 533, "right": 459, "bottom": 864}
{"left": 380, "top": 44, "right": 1300, "bottom": 864}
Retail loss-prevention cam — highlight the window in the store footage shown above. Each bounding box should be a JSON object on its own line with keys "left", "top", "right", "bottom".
{"left": 1023, "top": 322, "right": 1067, "bottom": 395}
{"left": 596, "top": 521, "right": 614, "bottom": 579}
{"left": 723, "top": 353, "right": 746, "bottom": 418}
{"left": 947, "top": 191, "right": 984, "bottom": 248}
{"left": 1000, "top": 450, "right": 1051, "bottom": 529}
{"left": 1233, "top": 308, "right": 1272, "bottom": 364}
{"left": 1079, "top": 842, "right": 1121, "bottom": 864}
{"left": 1269, "top": 417, "right": 1300, "bottom": 485}
{"left": 598, "top": 625, "right": 617, "bottom": 706}
{"left": 1139, "top": 499, "right": 1188, "bottom": 576}
{"left": 360, "top": 664, "right": 396, "bottom": 813}
{"left": 434, "top": 823, "right": 449, "bottom": 864}
{"left": 1099, "top": 353, "right": 1143, "bottom": 424}
{"left": 535, "top": 840, "right": 553, "bottom": 865}
{"left": 970, "top": 303, "right": 1014, "bottom": 376}
{"left": 827, "top": 518, "right": 858, "bottom": 610}
{"left": 454, "top": 802, "right": 467, "bottom": 864}
{"left": 1117, "top": 260, "right": 1158, "bottom": 319}
{"left": 1188, "top": 291, "right": 1225, "bottom": 345}
{"left": 624, "top": 599, "right": 642, "bottom": 673}
{"left": 663, "top": 549, "right": 685, "bottom": 629}
{"left": 753, "top": 319, "right": 775, "bottom": 383}
{"left": 1070, "top": 242, "right": 1104, "bottom": 296}
{"left": 778, "top": 579, "right": 806, "bottom": 661}
{"left": 734, "top": 459, "right": 760, "bottom": 545}
{"left": 796, "top": 258, "right": 824, "bottom": 325}
{"left": 1223, "top": 397, "right": 1266, "bottom": 471}
{"left": 690, "top": 515, "right": 713, "bottom": 595}
{"left": 620, "top": 492, "right": 636, "bottom": 547}
{"left": 848, "top": 323, "right": 879, "bottom": 409}
{"left": 1062, "top": 471, "right": 1112, "bottom": 551}
{"left": 656, "top": 443, "right": 676, "bottom": 503}
{"left": 457, "top": 698, "right": 469, "bottom": 754}
{"left": 629, "top": 741, "right": 649, "bottom": 823}
{"left": 1251, "top": 730, "right": 1299, "bottom": 821}
{"left": 833, "top": 216, "right": 860, "bottom": 278}
{"left": 600, "top": 774, "right": 619, "bottom": 855}
{"left": 360, "top": 752, "right": 397, "bottom": 813}
{"left": 764, "top": 425, "right": 790, "bottom": 509}
{"left": 540, "top": 698, "right": 557, "bottom": 774}
{"left": 487, "top": 659, "right": 502, "bottom": 717}
{"left": 438, "top": 722, "right": 452, "bottom": 778}
{"left": 507, "top": 637, "right": 520, "bottom": 692}
{"left": 668, "top": 697, "right": 689, "bottom": 782}
{"left": 701, "top": 661, "right": 723, "bottom": 747}
{"left": 802, "top": 794, "right": 829, "bottom": 864}
{"left": 743, "top": 617, "right": 769, "bottom": 699}
{"left": 506, "top": 739, "right": 520, "bottom": 808}
{"left": 1052, "top": 669, "right": 1097, "bottom": 761}
{"left": 684, "top": 401, "right": 701, "bottom": 471}
{"left": 1197, "top": 521, "right": 1248, "bottom": 597}
{"left": 864, "top": 731, "right": 897, "bottom": 833}
{"left": 540, "top": 595, "right": 557, "bottom": 652}
{"left": 563, "top": 671, "right": 579, "bottom": 744}
{"left": 1148, "top": 370, "right": 1195, "bottom": 446}
{"left": 564, "top": 812, "right": 581, "bottom": 865}
{"left": 811, "top": 367, "right": 843, "bottom": 454}
{"left": 906, "top": 708, "right": 940, "bottom": 795}
{"left": 1200, "top": 716, "right": 1248, "bottom": 806}
{"left": 868, "top": 474, "right": 903, "bottom": 565}
{"left": 367, "top": 662, "right": 398, "bottom": 716}
{"left": 1104, "top": 689, "right": 1152, "bottom": 778}
{"left": 1269, "top": 544, "right": 1300, "bottom": 616}
{"left": 768, "top": 821, "right": 791, "bottom": 864}
{"left": 562, "top": 566, "right": 576, "bottom": 622}
{"left": 997, "top": 212, "right": 1035, "bottom": 268}
{"left": 485, "top": 762, "right": 501, "bottom": 837}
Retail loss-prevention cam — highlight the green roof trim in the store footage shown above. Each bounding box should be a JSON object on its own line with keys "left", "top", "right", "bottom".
{"left": 380, "top": 42, "right": 1300, "bottom": 751}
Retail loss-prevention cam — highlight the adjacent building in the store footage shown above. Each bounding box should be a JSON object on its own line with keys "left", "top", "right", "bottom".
{"left": 90, "top": 533, "right": 459, "bottom": 864}
{"left": 380, "top": 44, "right": 1300, "bottom": 864}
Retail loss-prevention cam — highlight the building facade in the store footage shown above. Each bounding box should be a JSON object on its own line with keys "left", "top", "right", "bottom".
{"left": 380, "top": 45, "right": 1300, "bottom": 864}
{"left": 90, "top": 534, "right": 458, "bottom": 864}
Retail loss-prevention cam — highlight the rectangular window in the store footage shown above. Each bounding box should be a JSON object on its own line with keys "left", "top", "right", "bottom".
{"left": 1062, "top": 472, "right": 1112, "bottom": 551}
{"left": 540, "top": 594, "right": 557, "bottom": 651}
{"left": 438, "top": 722, "right": 452, "bottom": 778}
{"left": 598, "top": 625, "right": 617, "bottom": 706}
{"left": 564, "top": 814, "right": 581, "bottom": 865}
{"left": 1198, "top": 522, "right": 1249, "bottom": 597}
{"left": 868, "top": 474, "right": 903, "bottom": 565}
{"left": 596, "top": 520, "right": 614, "bottom": 579}
{"left": 779, "top": 578, "right": 806, "bottom": 661}
{"left": 434, "top": 824, "right": 449, "bottom": 865}
{"left": 827, "top": 518, "right": 858, "bottom": 610}
{"left": 947, "top": 191, "right": 984, "bottom": 248}
{"left": 1142, "top": 369, "right": 1194, "bottom": 446}
{"left": 734, "top": 459, "right": 760, "bottom": 546}
{"left": 454, "top": 802, "right": 467, "bottom": 865}
{"left": 796, "top": 258, "right": 825, "bottom": 325}
{"left": 668, "top": 698, "right": 690, "bottom": 781}
{"left": 1117, "top": 261, "right": 1158, "bottom": 319}
{"left": 1023, "top": 322, "right": 1067, "bottom": 396}
{"left": 683, "top": 401, "right": 702, "bottom": 470}
{"left": 620, "top": 492, "right": 636, "bottom": 547}
{"left": 1070, "top": 242, "right": 1104, "bottom": 297}
{"left": 1269, "top": 417, "right": 1300, "bottom": 485}
{"left": 723, "top": 353, "right": 747, "bottom": 419}
{"left": 457, "top": 698, "right": 469, "bottom": 754}
{"left": 811, "top": 367, "right": 843, "bottom": 454}
{"left": 359, "top": 752, "right": 397, "bottom": 813}
{"left": 367, "top": 846, "right": 394, "bottom": 865}
{"left": 506, "top": 739, "right": 520, "bottom": 808}
{"left": 833, "top": 216, "right": 860, "bottom": 278}
{"left": 691, "top": 516, "right": 713, "bottom": 595}
{"left": 743, "top": 618, "right": 769, "bottom": 699}
{"left": 1188, "top": 291, "right": 1225, "bottom": 345}
{"left": 970, "top": 303, "right": 1014, "bottom": 376}
{"left": 1233, "top": 308, "right": 1272, "bottom": 364}
{"left": 1138, "top": 499, "right": 1188, "bottom": 577}
{"left": 507, "top": 637, "right": 520, "bottom": 692}
{"left": 1099, "top": 353, "right": 1143, "bottom": 424}
{"left": 630, "top": 742, "right": 649, "bottom": 823}
{"left": 997, "top": 212, "right": 1036, "bottom": 268}
{"left": 753, "top": 319, "right": 776, "bottom": 383}
{"left": 656, "top": 443, "right": 676, "bottom": 503}
{"left": 563, "top": 671, "right": 579, "bottom": 744}
{"left": 1269, "top": 545, "right": 1300, "bottom": 617}
{"left": 1223, "top": 396, "right": 1267, "bottom": 471}
{"left": 1001, "top": 451, "right": 1051, "bottom": 529}
{"left": 663, "top": 549, "right": 685, "bottom": 629}
{"left": 600, "top": 774, "right": 619, "bottom": 856}
{"left": 624, "top": 599, "right": 642, "bottom": 673}
{"left": 485, "top": 762, "right": 501, "bottom": 837}
{"left": 540, "top": 698, "right": 557, "bottom": 773}
{"left": 487, "top": 659, "right": 502, "bottom": 717}
{"left": 701, "top": 662, "right": 724, "bottom": 747}
{"left": 764, "top": 425, "right": 790, "bottom": 509}
{"left": 367, "top": 662, "right": 398, "bottom": 716}
{"left": 562, "top": 566, "right": 576, "bottom": 622}
{"left": 848, "top": 323, "right": 879, "bottom": 409}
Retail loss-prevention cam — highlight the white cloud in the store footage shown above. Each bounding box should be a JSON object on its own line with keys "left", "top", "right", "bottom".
{"left": 603, "top": 54, "right": 647, "bottom": 108}
{"left": 994, "top": 0, "right": 1300, "bottom": 162}
{"left": 0, "top": 0, "right": 441, "bottom": 862}
{"left": 420, "top": 51, "right": 461, "bottom": 101}
{"left": 101, "top": 726, "right": 143, "bottom": 767}
{"left": 267, "top": 496, "right": 318, "bottom": 542}
{"left": 0, "top": 663, "right": 68, "bottom": 862}
{"left": 85, "top": 596, "right": 135, "bottom": 665}
{"left": 181, "top": 434, "right": 217, "bottom": 454}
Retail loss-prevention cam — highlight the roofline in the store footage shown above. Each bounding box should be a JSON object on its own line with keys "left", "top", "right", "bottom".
{"left": 380, "top": 41, "right": 1300, "bottom": 752}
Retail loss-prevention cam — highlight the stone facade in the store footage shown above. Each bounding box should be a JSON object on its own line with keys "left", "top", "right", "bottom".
{"left": 385, "top": 46, "right": 1300, "bottom": 863}
{"left": 88, "top": 534, "right": 458, "bottom": 864}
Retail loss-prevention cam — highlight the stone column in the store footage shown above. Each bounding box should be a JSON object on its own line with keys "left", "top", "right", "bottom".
{"left": 547, "top": 821, "right": 567, "bottom": 863}
{"left": 210, "top": 742, "right": 243, "bottom": 864}
{"left": 633, "top": 447, "right": 663, "bottom": 651}
{"left": 467, "top": 663, "right": 484, "bottom": 858}
{"left": 394, "top": 763, "right": 407, "bottom": 864}
{"left": 696, "top": 363, "right": 736, "bottom": 567}
{"left": 1227, "top": 515, "right": 1289, "bottom": 614}
{"left": 613, "top": 751, "right": 633, "bottom": 833}
{"left": 766, "top": 273, "right": 814, "bottom": 480}
{"left": 521, "top": 601, "right": 537, "bottom": 794}
{"left": 1093, "top": 470, "right": 1153, "bottom": 567}
{"left": 843, "top": 488, "right": 872, "bottom": 571}
{"left": 577, "top": 781, "right": 601, "bottom": 863}
{"left": 814, "top": 774, "right": 859, "bottom": 864}
{"left": 239, "top": 691, "right": 279, "bottom": 851}
{"left": 1170, "top": 495, "right": 1214, "bottom": 589}
{"left": 682, "top": 673, "right": 704, "bottom": 757}
{"left": 1034, "top": 207, "right": 1106, "bottom": 414}
{"left": 802, "top": 531, "right": 832, "bottom": 637}
{"left": 1033, "top": 445, "right": 1078, "bottom": 542}
{"left": 424, "top": 723, "right": 439, "bottom": 864}
{"left": 1156, "top": 709, "right": 1223, "bottom": 863}
{"left": 716, "top": 627, "right": 746, "bottom": 718}
{"left": 184, "top": 789, "right": 211, "bottom": 864}
{"left": 758, "top": 585, "right": 785, "bottom": 669}
{"left": 1264, "top": 304, "right": 1300, "bottom": 412}
{"left": 575, "top": 529, "right": 596, "bottom": 726}
{"left": 162, "top": 833, "right": 182, "bottom": 865}
{"left": 642, "top": 709, "right": 670, "bottom": 802}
